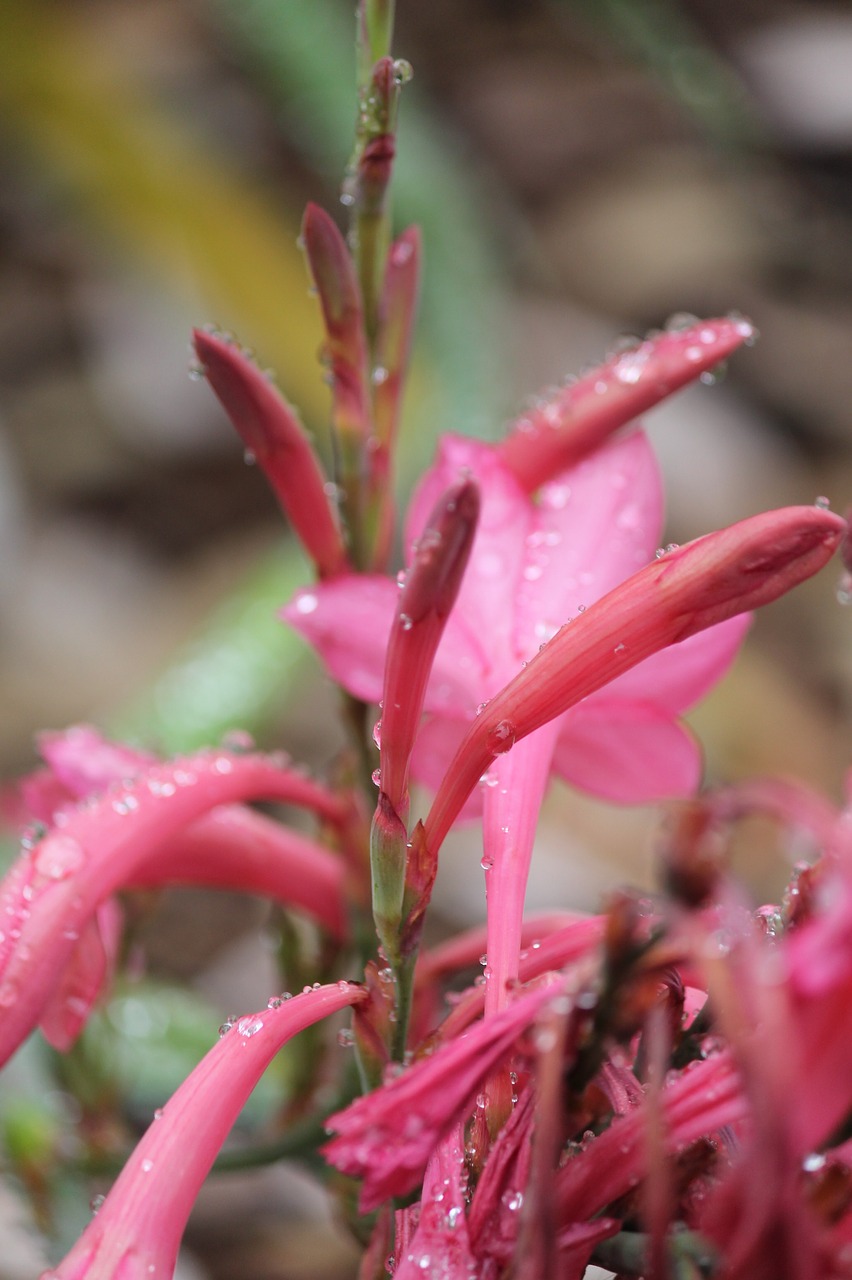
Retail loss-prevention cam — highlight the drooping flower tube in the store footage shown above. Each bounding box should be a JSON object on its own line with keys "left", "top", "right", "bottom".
{"left": 0, "top": 741, "right": 354, "bottom": 1068}
{"left": 42, "top": 982, "right": 365, "bottom": 1280}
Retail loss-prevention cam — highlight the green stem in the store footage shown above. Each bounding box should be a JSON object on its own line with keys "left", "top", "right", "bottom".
{"left": 390, "top": 951, "right": 416, "bottom": 1062}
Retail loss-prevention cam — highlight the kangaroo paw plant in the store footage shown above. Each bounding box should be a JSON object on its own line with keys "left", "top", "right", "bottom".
{"left": 3, "top": 4, "right": 852, "bottom": 1278}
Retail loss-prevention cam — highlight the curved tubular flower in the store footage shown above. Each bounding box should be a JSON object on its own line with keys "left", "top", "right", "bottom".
{"left": 42, "top": 982, "right": 365, "bottom": 1280}
{"left": 323, "top": 975, "right": 564, "bottom": 1212}
{"left": 498, "top": 315, "right": 756, "bottom": 493}
{"left": 0, "top": 749, "right": 351, "bottom": 1069}
{"left": 423, "top": 504, "right": 845, "bottom": 857}
{"left": 192, "top": 329, "right": 347, "bottom": 580}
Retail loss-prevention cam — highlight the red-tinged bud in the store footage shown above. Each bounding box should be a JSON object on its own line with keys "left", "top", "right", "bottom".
{"left": 379, "top": 478, "right": 479, "bottom": 817}
{"left": 499, "top": 316, "right": 756, "bottom": 493}
{"left": 192, "top": 330, "right": 347, "bottom": 580}
{"left": 301, "top": 203, "right": 372, "bottom": 442}
{"left": 424, "top": 505, "right": 845, "bottom": 855}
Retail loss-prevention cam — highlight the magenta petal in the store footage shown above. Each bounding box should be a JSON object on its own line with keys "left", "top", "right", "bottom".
{"left": 394, "top": 1126, "right": 476, "bottom": 1279}
{"left": 606, "top": 612, "right": 751, "bottom": 713}
{"left": 47, "top": 982, "right": 365, "bottom": 1280}
{"left": 552, "top": 700, "right": 703, "bottom": 803}
{"left": 324, "top": 978, "right": 563, "bottom": 1212}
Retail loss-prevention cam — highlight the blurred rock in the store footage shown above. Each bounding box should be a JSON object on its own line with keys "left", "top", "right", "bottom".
{"left": 738, "top": 11, "right": 852, "bottom": 150}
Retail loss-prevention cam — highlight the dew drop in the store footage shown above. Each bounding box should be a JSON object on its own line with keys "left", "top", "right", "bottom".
{"left": 371, "top": 768, "right": 382, "bottom": 787}
{"left": 372, "top": 719, "right": 382, "bottom": 749}
{"left": 295, "top": 593, "right": 319, "bottom": 615}
{"left": 398, "top": 613, "right": 413, "bottom": 631}
{"left": 141, "top": 1159, "right": 154, "bottom": 1173}
{"left": 815, "top": 495, "right": 831, "bottom": 510}
{"left": 243, "top": 448, "right": 256, "bottom": 466}
{"left": 89, "top": 1194, "right": 105, "bottom": 1215}
{"left": 34, "top": 836, "right": 85, "bottom": 881}
{"left": 393, "top": 58, "right": 413, "bottom": 84}
{"left": 664, "top": 311, "right": 699, "bottom": 333}
{"left": 237, "top": 1016, "right": 264, "bottom": 1038}
{"left": 488, "top": 720, "right": 516, "bottom": 754}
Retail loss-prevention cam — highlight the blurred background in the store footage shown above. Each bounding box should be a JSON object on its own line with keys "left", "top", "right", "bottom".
{"left": 1, "top": 0, "right": 852, "bottom": 1274}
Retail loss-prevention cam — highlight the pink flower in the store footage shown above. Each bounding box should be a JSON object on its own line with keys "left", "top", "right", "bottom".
{"left": 323, "top": 976, "right": 564, "bottom": 1212}
{"left": 286, "top": 427, "right": 756, "bottom": 1012}
{"left": 42, "top": 981, "right": 365, "bottom": 1280}
{"left": 0, "top": 739, "right": 352, "bottom": 1067}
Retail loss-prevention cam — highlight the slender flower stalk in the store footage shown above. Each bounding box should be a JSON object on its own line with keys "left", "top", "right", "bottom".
{"left": 192, "top": 329, "right": 347, "bottom": 580}
{"left": 368, "top": 226, "right": 421, "bottom": 568}
{"left": 42, "top": 983, "right": 366, "bottom": 1280}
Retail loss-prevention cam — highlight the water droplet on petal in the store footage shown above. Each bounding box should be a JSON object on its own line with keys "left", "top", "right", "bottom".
{"left": 295, "top": 593, "right": 319, "bottom": 615}
{"left": 488, "top": 720, "right": 516, "bottom": 754}
{"left": 237, "top": 1016, "right": 264, "bottom": 1038}
{"left": 34, "top": 836, "right": 85, "bottom": 881}
{"left": 664, "top": 311, "right": 699, "bottom": 333}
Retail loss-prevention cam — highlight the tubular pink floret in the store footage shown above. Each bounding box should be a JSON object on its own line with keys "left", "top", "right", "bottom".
{"left": 192, "top": 329, "right": 347, "bottom": 579}
{"left": 499, "top": 316, "right": 756, "bottom": 493}
{"left": 43, "top": 983, "right": 365, "bottom": 1280}
{"left": 0, "top": 749, "right": 351, "bottom": 1068}
{"left": 424, "top": 506, "right": 845, "bottom": 855}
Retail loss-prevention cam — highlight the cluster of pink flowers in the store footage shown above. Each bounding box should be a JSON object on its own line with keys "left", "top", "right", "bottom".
{"left": 3, "top": 11, "right": 852, "bottom": 1279}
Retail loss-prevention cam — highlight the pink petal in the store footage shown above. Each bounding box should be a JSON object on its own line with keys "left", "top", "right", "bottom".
{"left": 514, "top": 430, "right": 663, "bottom": 659}
{"left": 552, "top": 700, "right": 703, "bottom": 803}
{"left": 39, "top": 900, "right": 123, "bottom": 1051}
{"left": 407, "top": 437, "right": 531, "bottom": 684}
{"left": 606, "top": 612, "right": 751, "bottom": 713}
{"left": 394, "top": 1126, "right": 476, "bottom": 1279}
{"left": 46, "top": 982, "right": 365, "bottom": 1280}
{"left": 282, "top": 575, "right": 397, "bottom": 704}
{"left": 39, "top": 724, "right": 154, "bottom": 795}
{"left": 409, "top": 715, "right": 483, "bottom": 820}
